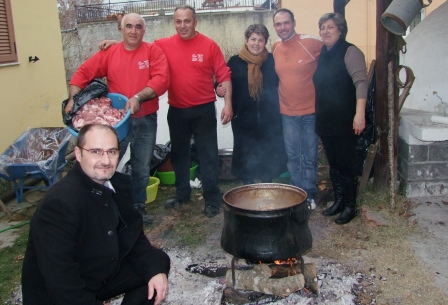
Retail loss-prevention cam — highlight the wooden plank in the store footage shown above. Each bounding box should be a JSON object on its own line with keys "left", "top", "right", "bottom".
{"left": 358, "top": 140, "right": 379, "bottom": 196}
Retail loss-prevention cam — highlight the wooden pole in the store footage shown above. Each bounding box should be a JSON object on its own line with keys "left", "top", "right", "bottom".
{"left": 387, "top": 61, "right": 396, "bottom": 209}
{"left": 373, "top": 0, "right": 398, "bottom": 192}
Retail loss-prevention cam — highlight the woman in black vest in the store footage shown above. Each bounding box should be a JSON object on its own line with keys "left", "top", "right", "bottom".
{"left": 313, "top": 13, "right": 368, "bottom": 224}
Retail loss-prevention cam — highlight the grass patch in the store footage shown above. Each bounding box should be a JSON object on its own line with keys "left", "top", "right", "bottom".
{"left": 0, "top": 228, "right": 28, "bottom": 304}
{"left": 0, "top": 178, "right": 12, "bottom": 197}
{"left": 308, "top": 188, "right": 448, "bottom": 305}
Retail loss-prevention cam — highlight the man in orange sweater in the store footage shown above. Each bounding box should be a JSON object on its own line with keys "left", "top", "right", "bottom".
{"left": 272, "top": 8, "right": 323, "bottom": 209}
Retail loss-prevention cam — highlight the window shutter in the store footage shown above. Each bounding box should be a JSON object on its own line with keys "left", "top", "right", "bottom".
{"left": 0, "top": 0, "right": 17, "bottom": 64}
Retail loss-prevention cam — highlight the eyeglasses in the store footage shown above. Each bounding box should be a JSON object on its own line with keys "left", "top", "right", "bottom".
{"left": 78, "top": 147, "right": 120, "bottom": 157}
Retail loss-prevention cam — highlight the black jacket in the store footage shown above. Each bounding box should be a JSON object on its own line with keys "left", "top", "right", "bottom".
{"left": 313, "top": 39, "right": 357, "bottom": 137}
{"left": 228, "top": 53, "right": 287, "bottom": 180}
{"left": 22, "top": 162, "right": 170, "bottom": 305}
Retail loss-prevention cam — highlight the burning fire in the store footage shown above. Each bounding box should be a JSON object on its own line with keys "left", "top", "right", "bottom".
{"left": 273, "top": 258, "right": 298, "bottom": 266}
{"left": 272, "top": 258, "right": 300, "bottom": 277}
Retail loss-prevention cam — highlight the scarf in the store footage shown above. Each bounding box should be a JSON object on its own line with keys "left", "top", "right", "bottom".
{"left": 239, "top": 45, "right": 268, "bottom": 101}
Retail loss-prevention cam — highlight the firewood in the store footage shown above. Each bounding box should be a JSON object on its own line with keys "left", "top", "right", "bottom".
{"left": 225, "top": 265, "right": 305, "bottom": 297}
{"left": 269, "top": 263, "right": 318, "bottom": 294}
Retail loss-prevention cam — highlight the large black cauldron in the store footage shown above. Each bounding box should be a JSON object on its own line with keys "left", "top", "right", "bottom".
{"left": 221, "top": 183, "right": 312, "bottom": 262}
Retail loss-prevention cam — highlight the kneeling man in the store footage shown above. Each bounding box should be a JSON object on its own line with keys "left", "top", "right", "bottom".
{"left": 22, "top": 124, "right": 170, "bottom": 305}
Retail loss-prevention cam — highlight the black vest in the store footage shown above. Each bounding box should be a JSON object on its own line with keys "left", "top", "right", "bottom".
{"left": 313, "top": 39, "right": 357, "bottom": 137}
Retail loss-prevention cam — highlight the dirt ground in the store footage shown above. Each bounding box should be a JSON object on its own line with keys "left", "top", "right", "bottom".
{"left": 1, "top": 174, "right": 448, "bottom": 305}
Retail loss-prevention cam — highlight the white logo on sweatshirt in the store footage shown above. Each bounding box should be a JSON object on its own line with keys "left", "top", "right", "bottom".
{"left": 192, "top": 54, "right": 204, "bottom": 62}
{"left": 138, "top": 60, "right": 150, "bottom": 69}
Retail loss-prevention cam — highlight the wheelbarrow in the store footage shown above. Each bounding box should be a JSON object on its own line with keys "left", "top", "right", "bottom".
{"left": 0, "top": 127, "right": 72, "bottom": 203}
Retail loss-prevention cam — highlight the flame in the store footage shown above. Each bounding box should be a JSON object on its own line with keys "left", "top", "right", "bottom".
{"left": 273, "top": 258, "right": 298, "bottom": 266}
{"left": 271, "top": 258, "right": 300, "bottom": 276}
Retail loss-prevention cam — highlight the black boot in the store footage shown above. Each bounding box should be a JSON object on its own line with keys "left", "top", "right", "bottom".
{"left": 335, "top": 176, "right": 358, "bottom": 225}
{"left": 323, "top": 168, "right": 344, "bottom": 216}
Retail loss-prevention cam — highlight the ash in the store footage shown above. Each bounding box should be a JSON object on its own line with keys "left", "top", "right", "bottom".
{"left": 7, "top": 250, "right": 368, "bottom": 305}
{"left": 115, "top": 248, "right": 366, "bottom": 305}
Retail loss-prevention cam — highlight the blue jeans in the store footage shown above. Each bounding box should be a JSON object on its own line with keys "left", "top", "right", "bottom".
{"left": 282, "top": 113, "right": 318, "bottom": 200}
{"left": 119, "top": 113, "right": 157, "bottom": 204}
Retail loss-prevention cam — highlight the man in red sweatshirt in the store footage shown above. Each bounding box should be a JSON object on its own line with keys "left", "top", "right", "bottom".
{"left": 66, "top": 13, "right": 170, "bottom": 225}
{"left": 156, "top": 5, "right": 232, "bottom": 218}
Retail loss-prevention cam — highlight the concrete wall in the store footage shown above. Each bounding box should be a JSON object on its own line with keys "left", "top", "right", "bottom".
{"left": 0, "top": 0, "right": 67, "bottom": 152}
{"left": 399, "top": 1, "right": 448, "bottom": 113}
{"left": 67, "top": 11, "right": 277, "bottom": 81}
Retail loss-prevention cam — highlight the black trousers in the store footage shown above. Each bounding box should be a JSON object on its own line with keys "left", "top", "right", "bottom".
{"left": 167, "top": 103, "right": 221, "bottom": 207}
{"left": 96, "top": 259, "right": 154, "bottom": 305}
{"left": 320, "top": 135, "right": 358, "bottom": 178}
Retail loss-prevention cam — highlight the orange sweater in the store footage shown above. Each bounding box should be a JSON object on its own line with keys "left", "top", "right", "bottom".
{"left": 272, "top": 33, "right": 323, "bottom": 116}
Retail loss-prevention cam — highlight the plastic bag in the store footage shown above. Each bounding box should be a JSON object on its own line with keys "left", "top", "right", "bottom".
{"left": 150, "top": 143, "right": 171, "bottom": 175}
{"left": 62, "top": 78, "right": 109, "bottom": 127}
{"left": 0, "top": 128, "right": 71, "bottom": 178}
{"left": 353, "top": 69, "right": 376, "bottom": 176}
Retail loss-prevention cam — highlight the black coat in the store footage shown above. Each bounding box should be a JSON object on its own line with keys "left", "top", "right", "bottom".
{"left": 313, "top": 39, "right": 356, "bottom": 137}
{"left": 228, "top": 53, "right": 287, "bottom": 180}
{"left": 21, "top": 162, "right": 170, "bottom": 305}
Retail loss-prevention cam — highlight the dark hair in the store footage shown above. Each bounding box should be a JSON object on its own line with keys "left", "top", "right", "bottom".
{"left": 77, "top": 124, "right": 118, "bottom": 148}
{"left": 175, "top": 5, "right": 196, "bottom": 19}
{"left": 318, "top": 13, "right": 348, "bottom": 40}
{"left": 273, "top": 8, "right": 295, "bottom": 23}
{"left": 244, "top": 24, "right": 270, "bottom": 42}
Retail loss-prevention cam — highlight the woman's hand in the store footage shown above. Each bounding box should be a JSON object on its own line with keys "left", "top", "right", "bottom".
{"left": 353, "top": 112, "right": 365, "bottom": 135}
{"left": 216, "top": 83, "right": 227, "bottom": 97}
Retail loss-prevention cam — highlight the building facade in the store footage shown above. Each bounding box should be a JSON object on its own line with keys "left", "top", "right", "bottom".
{"left": 0, "top": 0, "right": 67, "bottom": 152}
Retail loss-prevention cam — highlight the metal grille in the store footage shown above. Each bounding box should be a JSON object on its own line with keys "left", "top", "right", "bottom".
{"left": 76, "top": 0, "right": 277, "bottom": 24}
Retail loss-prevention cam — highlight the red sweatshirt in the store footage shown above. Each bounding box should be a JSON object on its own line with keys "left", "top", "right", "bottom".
{"left": 70, "top": 42, "right": 169, "bottom": 118}
{"left": 154, "top": 32, "right": 231, "bottom": 108}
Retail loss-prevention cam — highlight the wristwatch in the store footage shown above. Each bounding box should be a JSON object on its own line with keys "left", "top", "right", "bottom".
{"left": 134, "top": 94, "right": 142, "bottom": 104}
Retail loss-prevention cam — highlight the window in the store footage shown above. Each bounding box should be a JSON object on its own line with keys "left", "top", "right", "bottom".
{"left": 0, "top": 0, "right": 17, "bottom": 64}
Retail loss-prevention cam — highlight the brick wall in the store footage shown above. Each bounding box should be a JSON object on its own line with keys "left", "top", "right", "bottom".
{"left": 398, "top": 136, "right": 448, "bottom": 197}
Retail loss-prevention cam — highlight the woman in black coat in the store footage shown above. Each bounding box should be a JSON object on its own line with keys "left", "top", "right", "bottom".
{"left": 226, "top": 24, "right": 287, "bottom": 184}
{"left": 313, "top": 13, "right": 368, "bottom": 224}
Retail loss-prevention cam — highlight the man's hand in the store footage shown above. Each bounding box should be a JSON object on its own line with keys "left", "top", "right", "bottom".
{"left": 98, "top": 40, "right": 120, "bottom": 50}
{"left": 64, "top": 99, "right": 75, "bottom": 114}
{"left": 127, "top": 97, "right": 141, "bottom": 115}
{"left": 220, "top": 104, "right": 233, "bottom": 125}
{"left": 147, "top": 273, "right": 168, "bottom": 305}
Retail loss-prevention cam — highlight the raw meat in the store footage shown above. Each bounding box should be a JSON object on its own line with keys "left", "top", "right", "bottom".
{"left": 72, "top": 96, "right": 126, "bottom": 130}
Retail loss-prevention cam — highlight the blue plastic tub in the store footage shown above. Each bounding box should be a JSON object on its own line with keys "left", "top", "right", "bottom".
{"left": 67, "top": 93, "right": 130, "bottom": 141}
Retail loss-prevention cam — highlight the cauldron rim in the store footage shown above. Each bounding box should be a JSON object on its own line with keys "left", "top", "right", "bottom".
{"left": 222, "top": 183, "right": 308, "bottom": 213}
